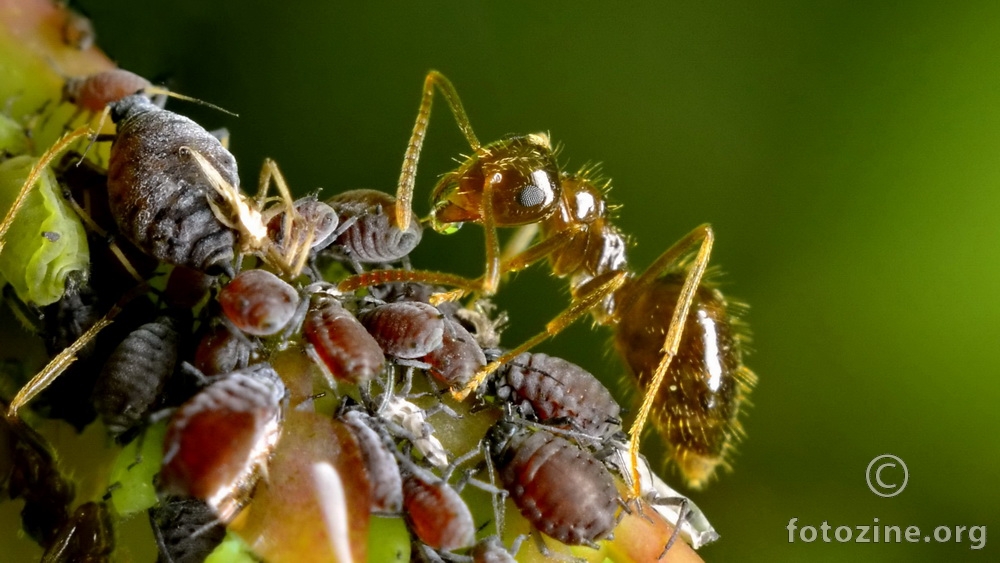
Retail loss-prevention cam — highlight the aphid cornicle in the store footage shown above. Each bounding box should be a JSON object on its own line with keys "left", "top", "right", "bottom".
{"left": 158, "top": 363, "right": 286, "bottom": 522}
{"left": 304, "top": 297, "right": 385, "bottom": 385}
{"left": 487, "top": 423, "right": 619, "bottom": 547}
{"left": 492, "top": 351, "right": 621, "bottom": 439}
{"left": 91, "top": 314, "right": 180, "bottom": 437}
{"left": 342, "top": 71, "right": 756, "bottom": 490}
{"left": 107, "top": 94, "right": 238, "bottom": 276}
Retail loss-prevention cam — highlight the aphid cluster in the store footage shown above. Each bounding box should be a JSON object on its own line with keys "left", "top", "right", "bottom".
{"left": 1, "top": 44, "right": 750, "bottom": 561}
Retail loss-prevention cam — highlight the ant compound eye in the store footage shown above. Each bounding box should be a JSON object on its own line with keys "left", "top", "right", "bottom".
{"left": 517, "top": 184, "right": 546, "bottom": 208}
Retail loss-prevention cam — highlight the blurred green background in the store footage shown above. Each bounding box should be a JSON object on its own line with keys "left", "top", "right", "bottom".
{"left": 13, "top": 1, "right": 1000, "bottom": 561}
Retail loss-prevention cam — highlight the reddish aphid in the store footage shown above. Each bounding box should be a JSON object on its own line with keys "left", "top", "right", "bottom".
{"left": 401, "top": 467, "right": 476, "bottom": 552}
{"left": 193, "top": 321, "right": 254, "bottom": 376}
{"left": 159, "top": 363, "right": 286, "bottom": 522}
{"left": 339, "top": 409, "right": 403, "bottom": 514}
{"left": 304, "top": 298, "right": 385, "bottom": 385}
{"left": 493, "top": 352, "right": 621, "bottom": 438}
{"left": 218, "top": 269, "right": 300, "bottom": 337}
{"left": 359, "top": 301, "right": 444, "bottom": 361}
{"left": 487, "top": 424, "right": 619, "bottom": 547}
{"left": 63, "top": 69, "right": 152, "bottom": 113}
{"left": 422, "top": 317, "right": 486, "bottom": 388}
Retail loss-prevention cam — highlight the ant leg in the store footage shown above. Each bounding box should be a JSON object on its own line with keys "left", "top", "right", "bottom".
{"left": 625, "top": 224, "right": 714, "bottom": 498}
{"left": 452, "top": 269, "right": 629, "bottom": 401}
{"left": 395, "top": 71, "right": 481, "bottom": 231}
{"left": 0, "top": 126, "right": 90, "bottom": 249}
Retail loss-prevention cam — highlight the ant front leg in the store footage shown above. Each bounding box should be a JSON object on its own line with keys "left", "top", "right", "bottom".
{"left": 624, "top": 224, "right": 714, "bottom": 498}
{"left": 395, "top": 70, "right": 481, "bottom": 232}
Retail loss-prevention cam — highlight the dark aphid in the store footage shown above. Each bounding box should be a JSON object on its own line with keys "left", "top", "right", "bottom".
{"left": 401, "top": 467, "right": 475, "bottom": 552}
{"left": 614, "top": 274, "right": 755, "bottom": 487}
{"left": 487, "top": 423, "right": 619, "bottom": 547}
{"left": 266, "top": 195, "right": 339, "bottom": 255}
{"left": 324, "top": 189, "right": 422, "bottom": 270}
{"left": 159, "top": 363, "right": 286, "bottom": 522}
{"left": 421, "top": 317, "right": 485, "bottom": 388}
{"left": 492, "top": 352, "right": 621, "bottom": 438}
{"left": 1, "top": 412, "right": 75, "bottom": 549}
{"left": 63, "top": 69, "right": 152, "bottom": 114}
{"left": 304, "top": 298, "right": 385, "bottom": 385}
{"left": 107, "top": 94, "right": 237, "bottom": 276}
{"left": 218, "top": 269, "right": 300, "bottom": 337}
{"left": 339, "top": 409, "right": 403, "bottom": 514}
{"left": 359, "top": 301, "right": 444, "bottom": 361}
{"left": 149, "top": 496, "right": 226, "bottom": 563}
{"left": 92, "top": 315, "right": 180, "bottom": 437}
{"left": 40, "top": 501, "right": 113, "bottom": 563}
{"left": 192, "top": 321, "right": 253, "bottom": 377}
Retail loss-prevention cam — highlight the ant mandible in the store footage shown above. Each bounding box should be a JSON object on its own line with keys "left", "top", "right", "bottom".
{"left": 338, "top": 71, "right": 756, "bottom": 493}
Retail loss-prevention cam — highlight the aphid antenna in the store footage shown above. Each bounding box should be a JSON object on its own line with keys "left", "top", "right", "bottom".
{"left": 142, "top": 86, "right": 238, "bottom": 117}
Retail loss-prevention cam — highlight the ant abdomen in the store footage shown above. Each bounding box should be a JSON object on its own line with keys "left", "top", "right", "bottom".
{"left": 493, "top": 352, "right": 621, "bottom": 438}
{"left": 107, "top": 94, "right": 237, "bottom": 276}
{"left": 615, "top": 273, "right": 755, "bottom": 489}
{"left": 325, "top": 189, "right": 422, "bottom": 267}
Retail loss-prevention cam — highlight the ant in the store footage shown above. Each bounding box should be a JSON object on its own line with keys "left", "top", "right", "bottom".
{"left": 340, "top": 71, "right": 756, "bottom": 493}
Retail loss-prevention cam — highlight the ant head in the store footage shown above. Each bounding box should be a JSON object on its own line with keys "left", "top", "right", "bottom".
{"left": 429, "top": 133, "right": 561, "bottom": 234}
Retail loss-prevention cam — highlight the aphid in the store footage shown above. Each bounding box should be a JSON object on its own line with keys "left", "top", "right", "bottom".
{"left": 487, "top": 422, "right": 619, "bottom": 547}
{"left": 380, "top": 395, "right": 449, "bottom": 469}
{"left": 303, "top": 297, "right": 385, "bottom": 385}
{"left": 149, "top": 496, "right": 227, "bottom": 563}
{"left": 266, "top": 195, "right": 340, "bottom": 256}
{"left": 159, "top": 363, "right": 286, "bottom": 522}
{"left": 491, "top": 351, "right": 621, "bottom": 438}
{"left": 324, "top": 189, "right": 422, "bottom": 272}
{"left": 339, "top": 408, "right": 403, "bottom": 514}
{"left": 218, "top": 269, "right": 300, "bottom": 337}
{"left": 401, "top": 466, "right": 476, "bottom": 552}
{"left": 192, "top": 321, "right": 253, "bottom": 377}
{"left": 358, "top": 301, "right": 445, "bottom": 362}
{"left": 106, "top": 94, "right": 238, "bottom": 276}
{"left": 91, "top": 315, "right": 180, "bottom": 437}
{"left": 421, "top": 317, "right": 486, "bottom": 389}
{"left": 63, "top": 69, "right": 153, "bottom": 114}
{"left": 40, "top": 501, "right": 113, "bottom": 563}
{"left": 344, "top": 71, "right": 755, "bottom": 490}
{"left": 470, "top": 536, "right": 522, "bottom": 563}
{"left": 164, "top": 265, "right": 214, "bottom": 309}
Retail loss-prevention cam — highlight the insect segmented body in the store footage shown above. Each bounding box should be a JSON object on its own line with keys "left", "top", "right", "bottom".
{"left": 487, "top": 423, "right": 619, "bottom": 547}
{"left": 159, "top": 363, "right": 286, "bottom": 522}
{"left": 149, "top": 496, "right": 227, "bottom": 563}
{"left": 492, "top": 351, "right": 621, "bottom": 439}
{"left": 192, "top": 321, "right": 254, "bottom": 377}
{"left": 304, "top": 297, "right": 386, "bottom": 385}
{"left": 422, "top": 317, "right": 486, "bottom": 388}
{"left": 401, "top": 466, "right": 476, "bottom": 552}
{"left": 359, "top": 301, "right": 445, "bottom": 363}
{"left": 107, "top": 94, "right": 238, "bottom": 276}
{"left": 92, "top": 314, "right": 179, "bottom": 437}
{"left": 218, "top": 269, "right": 300, "bottom": 337}
{"left": 63, "top": 69, "right": 153, "bottom": 114}
{"left": 324, "top": 189, "right": 423, "bottom": 271}
{"left": 339, "top": 408, "right": 403, "bottom": 514}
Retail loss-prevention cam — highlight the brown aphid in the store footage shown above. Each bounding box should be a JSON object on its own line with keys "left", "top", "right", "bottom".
{"left": 192, "top": 321, "right": 253, "bottom": 376}
{"left": 63, "top": 69, "right": 152, "bottom": 113}
{"left": 401, "top": 467, "right": 475, "bottom": 551}
{"left": 149, "top": 496, "right": 226, "bottom": 563}
{"left": 339, "top": 409, "right": 403, "bottom": 514}
{"left": 159, "top": 363, "right": 286, "bottom": 522}
{"left": 359, "top": 301, "right": 444, "bottom": 361}
{"left": 40, "top": 501, "right": 113, "bottom": 563}
{"left": 488, "top": 424, "right": 619, "bottom": 547}
{"left": 493, "top": 352, "right": 621, "bottom": 438}
{"left": 614, "top": 274, "right": 755, "bottom": 487}
{"left": 422, "top": 317, "right": 486, "bottom": 388}
{"left": 325, "top": 189, "right": 422, "bottom": 270}
{"left": 304, "top": 298, "right": 385, "bottom": 385}
{"left": 92, "top": 315, "right": 180, "bottom": 437}
{"left": 266, "top": 195, "right": 339, "bottom": 255}
{"left": 107, "top": 94, "right": 237, "bottom": 276}
{"left": 218, "top": 269, "right": 300, "bottom": 337}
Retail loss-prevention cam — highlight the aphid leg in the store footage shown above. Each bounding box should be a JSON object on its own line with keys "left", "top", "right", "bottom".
{"left": 626, "top": 224, "right": 714, "bottom": 498}
{"left": 395, "top": 70, "right": 481, "bottom": 231}
{"left": 657, "top": 498, "right": 689, "bottom": 559}
{"left": 452, "top": 270, "right": 628, "bottom": 401}
{"left": 0, "top": 126, "right": 90, "bottom": 251}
